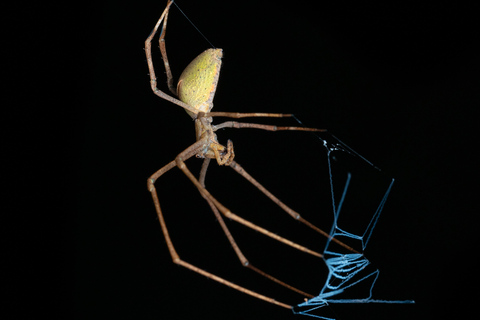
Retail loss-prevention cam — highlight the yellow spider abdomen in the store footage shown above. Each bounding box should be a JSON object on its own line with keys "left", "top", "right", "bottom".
{"left": 177, "top": 48, "right": 222, "bottom": 118}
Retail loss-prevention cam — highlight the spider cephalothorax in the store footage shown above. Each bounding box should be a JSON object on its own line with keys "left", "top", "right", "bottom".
{"left": 194, "top": 113, "right": 234, "bottom": 166}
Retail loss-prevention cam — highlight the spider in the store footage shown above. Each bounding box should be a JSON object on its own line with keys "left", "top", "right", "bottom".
{"left": 146, "top": 0, "right": 356, "bottom": 310}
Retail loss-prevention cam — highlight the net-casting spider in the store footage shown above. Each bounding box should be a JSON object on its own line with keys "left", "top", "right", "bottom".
{"left": 146, "top": 0, "right": 356, "bottom": 309}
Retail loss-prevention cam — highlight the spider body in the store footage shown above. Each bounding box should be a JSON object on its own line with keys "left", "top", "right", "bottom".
{"left": 175, "top": 48, "right": 232, "bottom": 165}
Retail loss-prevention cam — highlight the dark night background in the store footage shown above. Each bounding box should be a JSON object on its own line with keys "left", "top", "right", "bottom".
{"left": 4, "top": 1, "right": 478, "bottom": 319}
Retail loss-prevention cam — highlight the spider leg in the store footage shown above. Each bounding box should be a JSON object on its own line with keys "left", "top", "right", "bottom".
{"left": 197, "top": 158, "right": 315, "bottom": 298}
{"left": 229, "top": 161, "right": 358, "bottom": 253}
{"left": 175, "top": 154, "right": 322, "bottom": 258}
{"left": 209, "top": 119, "right": 356, "bottom": 253}
{"left": 157, "top": 1, "right": 175, "bottom": 95}
{"left": 148, "top": 141, "right": 206, "bottom": 262}
{"left": 213, "top": 121, "right": 326, "bottom": 132}
{"left": 148, "top": 142, "right": 292, "bottom": 309}
{"left": 144, "top": 0, "right": 199, "bottom": 116}
{"left": 206, "top": 112, "right": 295, "bottom": 118}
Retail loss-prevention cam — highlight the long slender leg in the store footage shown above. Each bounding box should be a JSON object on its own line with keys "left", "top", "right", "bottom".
{"left": 213, "top": 121, "right": 326, "bottom": 132}
{"left": 198, "top": 159, "right": 314, "bottom": 298}
{"left": 229, "top": 161, "right": 358, "bottom": 253}
{"left": 148, "top": 140, "right": 207, "bottom": 261}
{"left": 157, "top": 1, "right": 176, "bottom": 95}
{"left": 205, "top": 111, "right": 321, "bottom": 130}
{"left": 144, "top": 0, "right": 199, "bottom": 116}
{"left": 148, "top": 143, "right": 292, "bottom": 309}
{"left": 148, "top": 140, "right": 205, "bottom": 188}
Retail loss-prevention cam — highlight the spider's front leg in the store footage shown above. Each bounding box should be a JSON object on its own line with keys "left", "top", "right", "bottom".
{"left": 144, "top": 0, "right": 200, "bottom": 116}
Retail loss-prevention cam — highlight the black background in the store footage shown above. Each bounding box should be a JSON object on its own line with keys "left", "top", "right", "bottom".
{"left": 4, "top": 1, "right": 478, "bottom": 319}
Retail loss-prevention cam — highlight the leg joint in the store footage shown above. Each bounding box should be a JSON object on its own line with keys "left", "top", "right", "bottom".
{"left": 147, "top": 178, "right": 156, "bottom": 191}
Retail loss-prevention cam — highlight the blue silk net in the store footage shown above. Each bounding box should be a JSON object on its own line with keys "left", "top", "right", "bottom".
{"left": 292, "top": 132, "right": 414, "bottom": 319}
